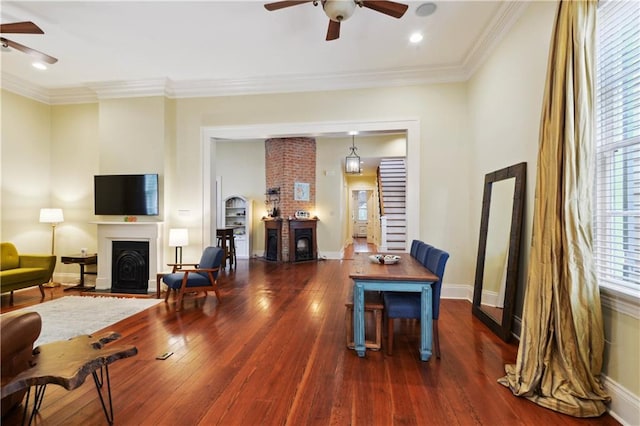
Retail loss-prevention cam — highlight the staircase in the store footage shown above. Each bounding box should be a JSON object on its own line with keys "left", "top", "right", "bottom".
{"left": 378, "top": 158, "right": 406, "bottom": 252}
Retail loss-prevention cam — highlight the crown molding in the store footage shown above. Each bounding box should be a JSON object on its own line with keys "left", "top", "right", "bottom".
{"left": 463, "top": 1, "right": 530, "bottom": 78}
{"left": 167, "top": 65, "right": 467, "bottom": 99}
{"left": 0, "top": 3, "right": 526, "bottom": 105}
{"left": 1, "top": 65, "right": 468, "bottom": 105}
{"left": 86, "top": 79, "right": 172, "bottom": 100}
{"left": 1, "top": 73, "right": 52, "bottom": 104}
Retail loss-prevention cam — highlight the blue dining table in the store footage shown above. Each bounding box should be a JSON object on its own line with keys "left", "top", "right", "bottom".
{"left": 349, "top": 252, "right": 439, "bottom": 361}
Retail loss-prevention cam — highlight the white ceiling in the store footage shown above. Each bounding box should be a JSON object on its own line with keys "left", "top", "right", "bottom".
{"left": 0, "top": 1, "right": 528, "bottom": 103}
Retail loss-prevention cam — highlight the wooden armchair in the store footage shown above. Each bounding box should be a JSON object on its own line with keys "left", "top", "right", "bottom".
{"left": 161, "top": 246, "right": 224, "bottom": 310}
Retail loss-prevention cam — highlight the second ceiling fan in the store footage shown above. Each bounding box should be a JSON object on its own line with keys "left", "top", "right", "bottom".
{"left": 0, "top": 21, "right": 58, "bottom": 64}
{"left": 264, "top": 0, "right": 409, "bottom": 41}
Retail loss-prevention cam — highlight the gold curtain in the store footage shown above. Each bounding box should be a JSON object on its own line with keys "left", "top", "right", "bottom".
{"left": 498, "top": 0, "right": 611, "bottom": 417}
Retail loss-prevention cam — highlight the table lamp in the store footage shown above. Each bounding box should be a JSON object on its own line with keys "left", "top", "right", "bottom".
{"left": 168, "top": 228, "right": 189, "bottom": 264}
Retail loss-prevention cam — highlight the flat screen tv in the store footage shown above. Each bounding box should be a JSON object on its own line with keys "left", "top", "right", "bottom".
{"left": 94, "top": 174, "right": 159, "bottom": 216}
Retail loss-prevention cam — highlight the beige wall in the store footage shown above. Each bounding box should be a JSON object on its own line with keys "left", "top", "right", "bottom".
{"left": 603, "top": 307, "right": 640, "bottom": 396}
{"left": 467, "top": 1, "right": 554, "bottom": 320}
{"left": 216, "top": 139, "right": 265, "bottom": 255}
{"left": 50, "top": 103, "right": 100, "bottom": 275}
{"left": 1, "top": 91, "right": 53, "bottom": 252}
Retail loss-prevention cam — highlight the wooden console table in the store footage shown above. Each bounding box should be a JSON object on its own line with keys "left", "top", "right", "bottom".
{"left": 0, "top": 332, "right": 137, "bottom": 425}
{"left": 62, "top": 254, "right": 97, "bottom": 291}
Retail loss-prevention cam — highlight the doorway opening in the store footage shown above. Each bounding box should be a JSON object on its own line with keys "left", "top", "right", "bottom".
{"left": 352, "top": 190, "right": 372, "bottom": 239}
{"left": 201, "top": 119, "right": 420, "bottom": 258}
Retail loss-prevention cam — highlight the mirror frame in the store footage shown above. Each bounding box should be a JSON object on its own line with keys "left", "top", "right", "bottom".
{"left": 472, "top": 162, "right": 526, "bottom": 342}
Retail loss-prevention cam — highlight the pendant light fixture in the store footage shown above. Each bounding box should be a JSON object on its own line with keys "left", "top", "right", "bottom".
{"left": 345, "top": 133, "right": 361, "bottom": 174}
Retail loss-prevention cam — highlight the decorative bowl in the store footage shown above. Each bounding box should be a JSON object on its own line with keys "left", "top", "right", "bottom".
{"left": 368, "top": 254, "right": 401, "bottom": 265}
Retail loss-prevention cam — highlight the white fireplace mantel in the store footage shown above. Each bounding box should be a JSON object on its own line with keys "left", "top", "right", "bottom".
{"left": 94, "top": 222, "right": 163, "bottom": 292}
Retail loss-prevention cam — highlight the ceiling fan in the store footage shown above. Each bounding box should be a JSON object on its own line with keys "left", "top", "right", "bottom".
{"left": 0, "top": 21, "right": 58, "bottom": 64}
{"left": 264, "top": 0, "right": 408, "bottom": 41}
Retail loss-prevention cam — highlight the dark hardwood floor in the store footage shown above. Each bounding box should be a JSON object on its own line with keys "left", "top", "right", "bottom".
{"left": 1, "top": 242, "right": 619, "bottom": 425}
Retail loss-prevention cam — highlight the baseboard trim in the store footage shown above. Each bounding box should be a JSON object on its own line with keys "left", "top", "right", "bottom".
{"left": 52, "top": 272, "right": 82, "bottom": 285}
{"left": 441, "top": 283, "right": 471, "bottom": 300}
{"left": 603, "top": 374, "right": 640, "bottom": 426}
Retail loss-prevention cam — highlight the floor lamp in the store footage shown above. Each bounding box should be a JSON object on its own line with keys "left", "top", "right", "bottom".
{"left": 40, "top": 208, "right": 64, "bottom": 287}
{"left": 169, "top": 228, "right": 189, "bottom": 265}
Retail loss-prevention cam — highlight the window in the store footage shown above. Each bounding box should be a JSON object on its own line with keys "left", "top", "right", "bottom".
{"left": 357, "top": 191, "right": 368, "bottom": 221}
{"left": 595, "top": 0, "right": 640, "bottom": 299}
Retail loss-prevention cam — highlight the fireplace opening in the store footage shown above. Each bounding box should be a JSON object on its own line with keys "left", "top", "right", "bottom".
{"left": 294, "top": 229, "right": 313, "bottom": 262}
{"left": 111, "top": 240, "right": 149, "bottom": 294}
{"left": 266, "top": 229, "right": 279, "bottom": 261}
{"left": 263, "top": 219, "right": 282, "bottom": 262}
{"left": 288, "top": 219, "right": 317, "bottom": 263}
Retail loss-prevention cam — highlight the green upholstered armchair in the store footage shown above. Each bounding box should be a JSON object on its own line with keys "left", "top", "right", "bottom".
{"left": 0, "top": 242, "right": 56, "bottom": 304}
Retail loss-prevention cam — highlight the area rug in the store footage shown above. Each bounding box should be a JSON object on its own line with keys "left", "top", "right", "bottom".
{"left": 6, "top": 296, "right": 162, "bottom": 347}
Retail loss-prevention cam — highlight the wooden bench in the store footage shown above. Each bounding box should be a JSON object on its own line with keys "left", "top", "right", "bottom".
{"left": 345, "top": 292, "right": 384, "bottom": 351}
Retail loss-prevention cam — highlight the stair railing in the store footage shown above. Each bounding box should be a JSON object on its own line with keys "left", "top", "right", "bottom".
{"left": 377, "top": 166, "right": 385, "bottom": 216}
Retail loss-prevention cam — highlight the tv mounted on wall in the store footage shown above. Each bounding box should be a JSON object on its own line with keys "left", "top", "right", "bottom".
{"left": 94, "top": 174, "right": 159, "bottom": 216}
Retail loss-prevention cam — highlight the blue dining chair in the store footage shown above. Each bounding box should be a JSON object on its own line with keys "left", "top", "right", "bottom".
{"left": 410, "top": 239, "right": 423, "bottom": 258}
{"left": 416, "top": 242, "right": 433, "bottom": 267}
{"left": 162, "top": 246, "right": 224, "bottom": 310}
{"left": 383, "top": 247, "right": 449, "bottom": 358}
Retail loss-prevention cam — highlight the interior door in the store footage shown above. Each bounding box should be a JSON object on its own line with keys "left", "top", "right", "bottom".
{"left": 366, "top": 191, "right": 374, "bottom": 243}
{"left": 352, "top": 190, "right": 370, "bottom": 238}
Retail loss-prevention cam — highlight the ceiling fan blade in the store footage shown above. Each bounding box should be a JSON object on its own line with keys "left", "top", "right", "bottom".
{"left": 264, "top": 0, "right": 314, "bottom": 11}
{"left": 326, "top": 20, "right": 340, "bottom": 41}
{"left": 361, "top": 1, "right": 408, "bottom": 19}
{"left": 1, "top": 37, "right": 58, "bottom": 64}
{"left": 0, "top": 21, "right": 44, "bottom": 34}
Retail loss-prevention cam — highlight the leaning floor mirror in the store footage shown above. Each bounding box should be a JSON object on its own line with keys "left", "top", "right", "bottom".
{"left": 472, "top": 162, "right": 526, "bottom": 341}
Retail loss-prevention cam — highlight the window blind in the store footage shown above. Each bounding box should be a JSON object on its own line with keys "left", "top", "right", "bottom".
{"left": 595, "top": 0, "right": 640, "bottom": 294}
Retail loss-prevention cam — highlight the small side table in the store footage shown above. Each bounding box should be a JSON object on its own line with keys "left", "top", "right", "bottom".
{"left": 61, "top": 254, "right": 98, "bottom": 291}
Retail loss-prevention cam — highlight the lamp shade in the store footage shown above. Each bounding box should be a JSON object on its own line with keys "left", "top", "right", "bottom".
{"left": 323, "top": 0, "right": 356, "bottom": 22}
{"left": 168, "top": 228, "right": 189, "bottom": 247}
{"left": 39, "top": 208, "right": 64, "bottom": 224}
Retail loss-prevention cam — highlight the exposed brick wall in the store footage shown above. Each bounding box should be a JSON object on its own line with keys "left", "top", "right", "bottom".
{"left": 265, "top": 137, "right": 316, "bottom": 260}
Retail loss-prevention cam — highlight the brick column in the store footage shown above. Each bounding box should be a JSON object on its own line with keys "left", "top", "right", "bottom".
{"left": 265, "top": 137, "right": 316, "bottom": 260}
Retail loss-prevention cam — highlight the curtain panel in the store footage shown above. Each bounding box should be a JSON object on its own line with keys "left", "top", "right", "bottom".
{"left": 498, "top": 0, "right": 611, "bottom": 417}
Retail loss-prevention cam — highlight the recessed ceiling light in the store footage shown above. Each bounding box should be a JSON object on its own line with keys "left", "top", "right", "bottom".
{"left": 409, "top": 33, "right": 424, "bottom": 44}
{"left": 32, "top": 62, "right": 47, "bottom": 70}
{"left": 416, "top": 2, "right": 437, "bottom": 17}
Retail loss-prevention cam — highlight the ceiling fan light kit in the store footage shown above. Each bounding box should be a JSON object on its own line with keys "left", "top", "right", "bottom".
{"left": 323, "top": 0, "right": 356, "bottom": 22}
{"left": 264, "top": 0, "right": 408, "bottom": 41}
